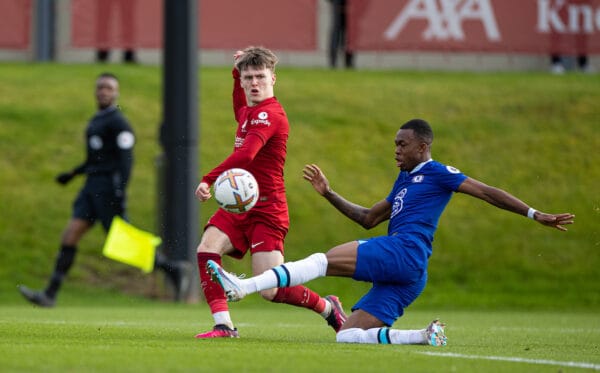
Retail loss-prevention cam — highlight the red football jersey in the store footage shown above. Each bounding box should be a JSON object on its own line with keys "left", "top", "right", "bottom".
{"left": 201, "top": 69, "right": 289, "bottom": 202}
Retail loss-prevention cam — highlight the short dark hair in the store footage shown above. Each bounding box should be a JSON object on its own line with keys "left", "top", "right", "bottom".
{"left": 400, "top": 118, "right": 433, "bottom": 145}
{"left": 235, "top": 46, "right": 279, "bottom": 72}
{"left": 97, "top": 72, "right": 118, "bottom": 81}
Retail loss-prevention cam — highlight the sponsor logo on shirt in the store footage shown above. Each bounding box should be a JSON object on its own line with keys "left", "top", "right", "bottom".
{"left": 235, "top": 136, "right": 244, "bottom": 148}
{"left": 250, "top": 111, "right": 271, "bottom": 126}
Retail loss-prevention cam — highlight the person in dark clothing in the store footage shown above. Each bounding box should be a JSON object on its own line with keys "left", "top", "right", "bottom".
{"left": 550, "top": 54, "right": 593, "bottom": 74}
{"left": 328, "top": 0, "right": 354, "bottom": 69}
{"left": 18, "top": 73, "right": 185, "bottom": 307}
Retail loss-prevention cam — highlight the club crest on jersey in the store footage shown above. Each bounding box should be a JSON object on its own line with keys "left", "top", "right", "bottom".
{"left": 412, "top": 175, "right": 424, "bottom": 183}
{"left": 390, "top": 188, "right": 407, "bottom": 219}
{"left": 446, "top": 166, "right": 461, "bottom": 174}
{"left": 89, "top": 135, "right": 103, "bottom": 150}
{"left": 251, "top": 111, "right": 271, "bottom": 126}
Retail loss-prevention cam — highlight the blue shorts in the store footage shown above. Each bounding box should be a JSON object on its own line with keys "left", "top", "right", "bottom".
{"left": 351, "top": 235, "right": 428, "bottom": 326}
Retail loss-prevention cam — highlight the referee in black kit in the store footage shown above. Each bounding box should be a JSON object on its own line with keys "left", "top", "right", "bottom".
{"left": 18, "top": 72, "right": 187, "bottom": 307}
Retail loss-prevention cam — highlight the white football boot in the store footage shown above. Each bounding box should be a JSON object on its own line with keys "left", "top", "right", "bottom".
{"left": 206, "top": 260, "right": 247, "bottom": 302}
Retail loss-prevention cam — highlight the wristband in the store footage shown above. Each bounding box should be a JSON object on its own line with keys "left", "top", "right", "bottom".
{"left": 527, "top": 208, "right": 537, "bottom": 220}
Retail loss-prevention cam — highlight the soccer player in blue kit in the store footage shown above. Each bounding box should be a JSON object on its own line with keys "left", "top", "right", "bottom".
{"left": 206, "top": 118, "right": 575, "bottom": 345}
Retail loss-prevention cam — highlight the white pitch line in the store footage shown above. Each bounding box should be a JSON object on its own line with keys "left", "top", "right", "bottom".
{"left": 416, "top": 351, "right": 600, "bottom": 371}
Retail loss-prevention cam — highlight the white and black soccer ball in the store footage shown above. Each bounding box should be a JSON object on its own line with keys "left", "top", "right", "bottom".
{"left": 213, "top": 168, "right": 259, "bottom": 214}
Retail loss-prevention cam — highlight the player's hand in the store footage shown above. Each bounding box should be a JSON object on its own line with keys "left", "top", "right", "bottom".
{"left": 233, "top": 50, "right": 244, "bottom": 70}
{"left": 534, "top": 212, "right": 575, "bottom": 231}
{"left": 195, "top": 182, "right": 212, "bottom": 202}
{"left": 55, "top": 171, "right": 74, "bottom": 185}
{"left": 303, "top": 164, "right": 331, "bottom": 196}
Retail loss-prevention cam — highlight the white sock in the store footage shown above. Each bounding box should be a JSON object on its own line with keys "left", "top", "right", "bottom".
{"left": 389, "top": 329, "right": 427, "bottom": 345}
{"left": 212, "top": 311, "right": 233, "bottom": 329}
{"left": 337, "top": 328, "right": 375, "bottom": 344}
{"left": 320, "top": 299, "right": 333, "bottom": 318}
{"left": 336, "top": 327, "right": 426, "bottom": 345}
{"left": 242, "top": 253, "right": 328, "bottom": 294}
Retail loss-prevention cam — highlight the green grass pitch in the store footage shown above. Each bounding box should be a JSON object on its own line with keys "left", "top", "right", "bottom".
{"left": 1, "top": 301, "right": 599, "bottom": 372}
{"left": 1, "top": 63, "right": 599, "bottom": 372}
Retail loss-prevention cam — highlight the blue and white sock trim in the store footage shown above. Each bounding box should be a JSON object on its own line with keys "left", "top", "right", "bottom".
{"left": 271, "top": 265, "right": 291, "bottom": 287}
{"left": 377, "top": 327, "right": 391, "bottom": 344}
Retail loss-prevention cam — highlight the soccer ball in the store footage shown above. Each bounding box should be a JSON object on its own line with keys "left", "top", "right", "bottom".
{"left": 213, "top": 168, "right": 259, "bottom": 213}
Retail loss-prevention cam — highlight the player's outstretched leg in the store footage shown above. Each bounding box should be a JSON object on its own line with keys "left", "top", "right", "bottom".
{"left": 206, "top": 260, "right": 246, "bottom": 302}
{"left": 206, "top": 253, "right": 329, "bottom": 301}
{"left": 208, "top": 260, "right": 348, "bottom": 333}
{"left": 336, "top": 320, "right": 447, "bottom": 345}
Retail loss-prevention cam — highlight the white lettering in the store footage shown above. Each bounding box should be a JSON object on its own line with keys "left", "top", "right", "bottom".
{"left": 250, "top": 119, "right": 271, "bottom": 126}
{"left": 458, "top": 0, "right": 500, "bottom": 40}
{"left": 385, "top": 0, "right": 438, "bottom": 40}
{"left": 384, "top": 0, "right": 500, "bottom": 42}
{"left": 537, "top": 0, "right": 600, "bottom": 34}
{"left": 234, "top": 136, "right": 244, "bottom": 148}
{"left": 568, "top": 4, "right": 594, "bottom": 33}
{"left": 538, "top": 0, "right": 567, "bottom": 32}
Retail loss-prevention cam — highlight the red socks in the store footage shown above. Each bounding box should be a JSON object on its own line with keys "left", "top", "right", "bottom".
{"left": 197, "top": 252, "right": 228, "bottom": 313}
{"left": 272, "top": 285, "right": 327, "bottom": 314}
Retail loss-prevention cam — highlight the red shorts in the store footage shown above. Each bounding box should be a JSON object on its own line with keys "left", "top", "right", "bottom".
{"left": 206, "top": 196, "right": 289, "bottom": 259}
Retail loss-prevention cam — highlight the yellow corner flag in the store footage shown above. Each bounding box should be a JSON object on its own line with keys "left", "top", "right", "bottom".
{"left": 102, "top": 216, "right": 161, "bottom": 273}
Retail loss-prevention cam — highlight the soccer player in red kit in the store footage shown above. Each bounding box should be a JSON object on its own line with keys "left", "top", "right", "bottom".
{"left": 194, "top": 46, "right": 347, "bottom": 338}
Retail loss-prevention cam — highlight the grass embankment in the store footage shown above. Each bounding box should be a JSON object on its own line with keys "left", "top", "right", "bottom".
{"left": 0, "top": 63, "right": 598, "bottom": 310}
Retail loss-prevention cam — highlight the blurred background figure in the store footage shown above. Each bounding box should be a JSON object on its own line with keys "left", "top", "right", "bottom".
{"left": 95, "top": 0, "right": 137, "bottom": 63}
{"left": 550, "top": 54, "right": 593, "bottom": 74}
{"left": 549, "top": 29, "right": 594, "bottom": 75}
{"left": 17, "top": 72, "right": 186, "bottom": 307}
{"left": 327, "top": 0, "right": 354, "bottom": 69}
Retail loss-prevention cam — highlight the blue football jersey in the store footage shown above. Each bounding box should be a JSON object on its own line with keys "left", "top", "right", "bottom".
{"left": 386, "top": 160, "right": 467, "bottom": 251}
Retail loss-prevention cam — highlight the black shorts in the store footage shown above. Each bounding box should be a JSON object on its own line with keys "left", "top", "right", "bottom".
{"left": 72, "top": 176, "right": 126, "bottom": 231}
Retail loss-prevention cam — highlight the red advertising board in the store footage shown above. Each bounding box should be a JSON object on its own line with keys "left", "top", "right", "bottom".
{"left": 348, "top": 0, "right": 600, "bottom": 54}
{"left": 3, "top": 0, "right": 600, "bottom": 55}
{"left": 70, "top": 0, "right": 317, "bottom": 50}
{"left": 0, "top": 0, "right": 31, "bottom": 49}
